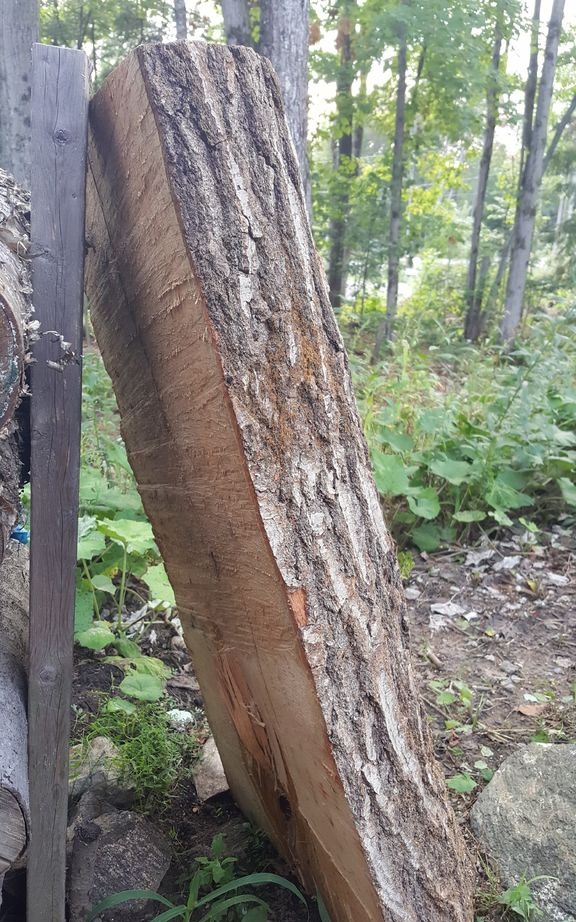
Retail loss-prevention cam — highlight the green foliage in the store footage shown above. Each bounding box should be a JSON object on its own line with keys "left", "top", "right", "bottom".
{"left": 84, "top": 701, "right": 201, "bottom": 812}
{"left": 76, "top": 352, "right": 176, "bottom": 703}
{"left": 496, "top": 875, "right": 551, "bottom": 920}
{"left": 353, "top": 310, "right": 576, "bottom": 548}
{"left": 87, "top": 834, "right": 308, "bottom": 922}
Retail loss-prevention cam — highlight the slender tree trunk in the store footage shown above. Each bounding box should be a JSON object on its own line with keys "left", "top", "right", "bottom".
{"left": 327, "top": 1, "right": 355, "bottom": 311}
{"left": 86, "top": 42, "right": 475, "bottom": 922}
{"left": 518, "top": 0, "right": 541, "bottom": 190}
{"left": 0, "top": 0, "right": 39, "bottom": 185}
{"left": 464, "top": 23, "right": 502, "bottom": 342}
{"left": 259, "top": 0, "right": 310, "bottom": 208}
{"left": 501, "top": 0, "right": 565, "bottom": 342}
{"left": 220, "top": 0, "right": 252, "bottom": 46}
{"left": 174, "top": 0, "right": 188, "bottom": 41}
{"left": 373, "top": 2, "right": 409, "bottom": 359}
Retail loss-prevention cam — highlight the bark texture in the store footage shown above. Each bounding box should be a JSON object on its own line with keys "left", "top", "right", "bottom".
{"left": 0, "top": 0, "right": 39, "bottom": 185}
{"left": 0, "top": 171, "right": 31, "bottom": 879}
{"left": 85, "top": 43, "right": 474, "bottom": 922}
{"left": 501, "top": 0, "right": 565, "bottom": 342}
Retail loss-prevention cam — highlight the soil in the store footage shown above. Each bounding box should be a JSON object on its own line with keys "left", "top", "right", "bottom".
{"left": 6, "top": 525, "right": 571, "bottom": 922}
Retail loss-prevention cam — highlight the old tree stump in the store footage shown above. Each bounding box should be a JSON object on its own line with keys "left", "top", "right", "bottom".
{"left": 85, "top": 44, "right": 474, "bottom": 922}
{"left": 0, "top": 170, "right": 30, "bottom": 881}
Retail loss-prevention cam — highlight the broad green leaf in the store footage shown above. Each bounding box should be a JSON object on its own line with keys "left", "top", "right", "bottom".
{"left": 371, "top": 450, "right": 411, "bottom": 496}
{"left": 90, "top": 574, "right": 116, "bottom": 596}
{"left": 446, "top": 773, "right": 477, "bottom": 794}
{"left": 75, "top": 587, "right": 95, "bottom": 634}
{"left": 80, "top": 467, "right": 143, "bottom": 517}
{"left": 104, "top": 697, "right": 137, "bottom": 715}
{"left": 377, "top": 427, "right": 414, "bottom": 453}
{"left": 119, "top": 673, "right": 164, "bottom": 702}
{"left": 411, "top": 523, "right": 441, "bottom": 552}
{"left": 453, "top": 510, "right": 486, "bottom": 522}
{"left": 429, "top": 457, "right": 474, "bottom": 485}
{"left": 437, "top": 691, "right": 456, "bottom": 706}
{"left": 558, "top": 477, "right": 576, "bottom": 506}
{"left": 144, "top": 563, "right": 176, "bottom": 606}
{"left": 78, "top": 516, "right": 107, "bottom": 561}
{"left": 130, "top": 656, "right": 172, "bottom": 679}
{"left": 98, "top": 518, "right": 157, "bottom": 555}
{"left": 490, "top": 507, "right": 513, "bottom": 526}
{"left": 406, "top": 487, "right": 440, "bottom": 520}
{"left": 114, "top": 637, "right": 142, "bottom": 658}
{"left": 75, "top": 622, "right": 115, "bottom": 651}
{"left": 486, "top": 477, "right": 533, "bottom": 512}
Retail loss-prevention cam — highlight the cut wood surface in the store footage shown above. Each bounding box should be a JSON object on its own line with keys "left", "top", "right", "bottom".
{"left": 0, "top": 171, "right": 30, "bottom": 884}
{"left": 85, "top": 43, "right": 474, "bottom": 922}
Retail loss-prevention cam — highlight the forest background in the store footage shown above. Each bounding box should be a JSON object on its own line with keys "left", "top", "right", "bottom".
{"left": 3, "top": 0, "right": 575, "bottom": 559}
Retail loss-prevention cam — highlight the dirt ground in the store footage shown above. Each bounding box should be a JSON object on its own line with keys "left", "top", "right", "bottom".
{"left": 66, "top": 523, "right": 575, "bottom": 921}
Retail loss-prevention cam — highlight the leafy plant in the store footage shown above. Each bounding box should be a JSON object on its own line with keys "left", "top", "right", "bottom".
{"left": 82, "top": 700, "right": 202, "bottom": 811}
{"left": 353, "top": 311, "right": 576, "bottom": 549}
{"left": 88, "top": 837, "right": 307, "bottom": 922}
{"left": 496, "top": 875, "right": 552, "bottom": 920}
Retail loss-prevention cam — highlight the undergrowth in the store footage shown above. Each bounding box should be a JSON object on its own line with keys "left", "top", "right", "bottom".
{"left": 349, "top": 309, "right": 576, "bottom": 550}
{"left": 81, "top": 700, "right": 202, "bottom": 813}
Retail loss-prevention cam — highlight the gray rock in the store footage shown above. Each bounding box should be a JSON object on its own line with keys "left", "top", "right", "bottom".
{"left": 471, "top": 743, "right": 576, "bottom": 922}
{"left": 68, "top": 808, "right": 172, "bottom": 922}
{"left": 69, "top": 737, "right": 134, "bottom": 807}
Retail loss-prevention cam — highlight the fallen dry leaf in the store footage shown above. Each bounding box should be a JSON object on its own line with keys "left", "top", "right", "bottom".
{"left": 516, "top": 703, "right": 547, "bottom": 717}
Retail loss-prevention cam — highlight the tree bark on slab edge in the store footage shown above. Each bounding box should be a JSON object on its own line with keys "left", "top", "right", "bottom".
{"left": 0, "top": 170, "right": 31, "bottom": 886}
{"left": 85, "top": 42, "right": 474, "bottom": 922}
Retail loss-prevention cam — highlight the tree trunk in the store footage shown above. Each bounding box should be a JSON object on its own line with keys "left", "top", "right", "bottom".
{"left": 484, "top": 91, "right": 576, "bottom": 326}
{"left": 327, "top": 2, "right": 355, "bottom": 311}
{"left": 464, "top": 23, "right": 502, "bottom": 342}
{"left": 259, "top": 0, "right": 310, "bottom": 208}
{"left": 501, "top": 0, "right": 565, "bottom": 342}
{"left": 0, "top": 0, "right": 39, "bottom": 185}
{"left": 0, "top": 171, "right": 31, "bottom": 885}
{"left": 173, "top": 0, "right": 188, "bottom": 41}
{"left": 220, "top": 0, "right": 252, "bottom": 47}
{"left": 85, "top": 42, "right": 474, "bottom": 922}
{"left": 373, "top": 2, "right": 408, "bottom": 359}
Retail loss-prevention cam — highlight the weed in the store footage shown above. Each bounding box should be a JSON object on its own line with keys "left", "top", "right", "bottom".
{"left": 83, "top": 700, "right": 202, "bottom": 812}
{"left": 87, "top": 834, "right": 308, "bottom": 922}
{"left": 497, "top": 875, "right": 552, "bottom": 920}
{"left": 351, "top": 311, "right": 576, "bottom": 550}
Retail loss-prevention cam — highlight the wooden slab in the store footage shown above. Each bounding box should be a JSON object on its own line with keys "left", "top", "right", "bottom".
{"left": 85, "top": 43, "right": 474, "bottom": 922}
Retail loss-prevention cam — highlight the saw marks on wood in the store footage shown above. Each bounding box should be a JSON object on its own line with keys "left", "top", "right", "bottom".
{"left": 85, "top": 43, "right": 474, "bottom": 922}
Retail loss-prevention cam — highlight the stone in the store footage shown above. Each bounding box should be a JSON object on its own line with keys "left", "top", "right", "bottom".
{"left": 68, "top": 737, "right": 134, "bottom": 807}
{"left": 68, "top": 808, "right": 172, "bottom": 922}
{"left": 471, "top": 743, "right": 576, "bottom": 922}
{"left": 192, "top": 737, "right": 229, "bottom": 802}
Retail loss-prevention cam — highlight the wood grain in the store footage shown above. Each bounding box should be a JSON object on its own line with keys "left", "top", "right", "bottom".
{"left": 86, "top": 43, "right": 474, "bottom": 922}
{"left": 27, "top": 43, "right": 88, "bottom": 922}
